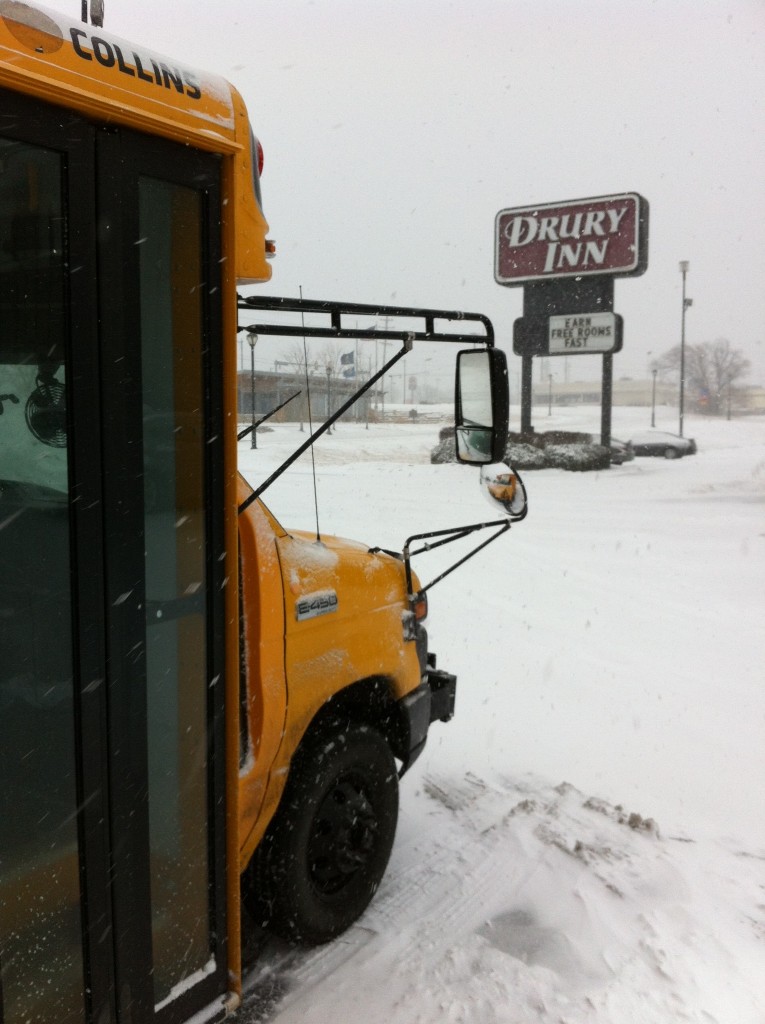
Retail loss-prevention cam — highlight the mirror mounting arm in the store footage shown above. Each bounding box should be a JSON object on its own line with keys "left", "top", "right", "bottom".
{"left": 403, "top": 518, "right": 512, "bottom": 599}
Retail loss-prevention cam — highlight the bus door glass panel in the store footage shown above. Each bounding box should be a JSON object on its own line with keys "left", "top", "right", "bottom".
{"left": 0, "top": 140, "right": 85, "bottom": 1022}
{"left": 138, "top": 177, "right": 211, "bottom": 1008}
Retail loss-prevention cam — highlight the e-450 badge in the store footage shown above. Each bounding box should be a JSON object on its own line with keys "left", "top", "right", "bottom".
{"left": 295, "top": 590, "right": 339, "bottom": 622}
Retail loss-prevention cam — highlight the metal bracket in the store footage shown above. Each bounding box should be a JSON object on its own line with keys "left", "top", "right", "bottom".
{"left": 238, "top": 294, "right": 495, "bottom": 347}
{"left": 403, "top": 518, "right": 512, "bottom": 599}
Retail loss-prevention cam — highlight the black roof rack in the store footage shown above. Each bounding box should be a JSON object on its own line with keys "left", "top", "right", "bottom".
{"left": 237, "top": 295, "right": 494, "bottom": 347}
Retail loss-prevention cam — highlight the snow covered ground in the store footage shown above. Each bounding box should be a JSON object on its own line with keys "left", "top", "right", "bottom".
{"left": 236, "top": 405, "right": 765, "bottom": 1024}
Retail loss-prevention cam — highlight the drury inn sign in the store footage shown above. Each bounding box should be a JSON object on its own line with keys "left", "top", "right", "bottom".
{"left": 494, "top": 192, "right": 649, "bottom": 439}
{"left": 495, "top": 193, "right": 647, "bottom": 284}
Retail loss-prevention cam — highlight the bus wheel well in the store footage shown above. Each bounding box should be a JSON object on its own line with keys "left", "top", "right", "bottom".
{"left": 299, "top": 677, "right": 409, "bottom": 767}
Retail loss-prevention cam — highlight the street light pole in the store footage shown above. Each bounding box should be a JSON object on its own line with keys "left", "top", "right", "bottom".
{"left": 248, "top": 330, "right": 258, "bottom": 449}
{"left": 678, "top": 260, "right": 692, "bottom": 438}
{"left": 325, "top": 365, "right": 332, "bottom": 434}
{"left": 651, "top": 368, "right": 657, "bottom": 427}
{"left": 547, "top": 373, "right": 553, "bottom": 416}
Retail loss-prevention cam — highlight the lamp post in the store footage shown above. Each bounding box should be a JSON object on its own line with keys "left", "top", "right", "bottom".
{"left": 547, "top": 373, "right": 553, "bottom": 416}
{"left": 678, "top": 261, "right": 692, "bottom": 438}
{"left": 325, "top": 365, "right": 332, "bottom": 434}
{"left": 247, "top": 330, "right": 258, "bottom": 449}
{"left": 651, "top": 368, "right": 658, "bottom": 427}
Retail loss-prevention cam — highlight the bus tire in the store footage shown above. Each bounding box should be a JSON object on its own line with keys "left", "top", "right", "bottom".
{"left": 246, "top": 723, "right": 399, "bottom": 944}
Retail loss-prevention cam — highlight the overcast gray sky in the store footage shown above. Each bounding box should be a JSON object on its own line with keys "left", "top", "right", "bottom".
{"left": 100, "top": 0, "right": 764, "bottom": 392}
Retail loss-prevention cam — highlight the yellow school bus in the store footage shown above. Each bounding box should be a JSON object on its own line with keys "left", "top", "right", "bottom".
{"left": 0, "top": 5, "right": 522, "bottom": 1023}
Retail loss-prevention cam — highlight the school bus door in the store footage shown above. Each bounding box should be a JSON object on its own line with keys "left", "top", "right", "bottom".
{"left": 0, "top": 91, "right": 227, "bottom": 1024}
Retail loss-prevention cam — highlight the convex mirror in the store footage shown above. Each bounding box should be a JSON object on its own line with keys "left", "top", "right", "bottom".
{"left": 480, "top": 462, "right": 528, "bottom": 519}
{"left": 454, "top": 348, "right": 509, "bottom": 464}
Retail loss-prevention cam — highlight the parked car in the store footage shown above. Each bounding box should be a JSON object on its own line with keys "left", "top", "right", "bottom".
{"left": 608, "top": 438, "right": 635, "bottom": 464}
{"left": 629, "top": 431, "right": 697, "bottom": 459}
{"left": 584, "top": 435, "right": 635, "bottom": 464}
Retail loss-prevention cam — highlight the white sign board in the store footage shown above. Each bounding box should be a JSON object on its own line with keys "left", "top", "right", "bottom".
{"left": 548, "top": 312, "right": 617, "bottom": 354}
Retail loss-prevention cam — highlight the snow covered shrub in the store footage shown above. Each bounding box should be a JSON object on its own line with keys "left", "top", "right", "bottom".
{"left": 430, "top": 432, "right": 609, "bottom": 471}
{"left": 430, "top": 436, "right": 456, "bottom": 464}
{"left": 504, "top": 442, "right": 548, "bottom": 470}
{"left": 537, "top": 430, "right": 592, "bottom": 448}
{"left": 544, "top": 443, "right": 611, "bottom": 471}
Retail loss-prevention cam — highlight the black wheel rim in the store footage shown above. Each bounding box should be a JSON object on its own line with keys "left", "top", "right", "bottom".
{"left": 307, "top": 772, "right": 380, "bottom": 896}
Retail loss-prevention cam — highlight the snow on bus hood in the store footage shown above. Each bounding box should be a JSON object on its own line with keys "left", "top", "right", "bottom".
{"left": 280, "top": 529, "right": 411, "bottom": 612}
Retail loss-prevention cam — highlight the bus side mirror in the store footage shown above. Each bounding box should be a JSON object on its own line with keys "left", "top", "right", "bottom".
{"left": 454, "top": 348, "right": 509, "bottom": 464}
{"left": 480, "top": 463, "right": 528, "bottom": 519}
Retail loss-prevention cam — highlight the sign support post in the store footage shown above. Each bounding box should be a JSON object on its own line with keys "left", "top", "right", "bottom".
{"left": 601, "top": 353, "right": 613, "bottom": 445}
{"left": 521, "top": 355, "right": 533, "bottom": 433}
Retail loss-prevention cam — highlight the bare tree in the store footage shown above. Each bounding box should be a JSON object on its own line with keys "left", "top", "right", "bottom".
{"left": 319, "top": 341, "right": 349, "bottom": 375}
{"left": 280, "top": 340, "right": 349, "bottom": 376}
{"left": 275, "top": 341, "right": 353, "bottom": 427}
{"left": 279, "top": 342, "right": 314, "bottom": 377}
{"left": 654, "top": 339, "right": 750, "bottom": 414}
